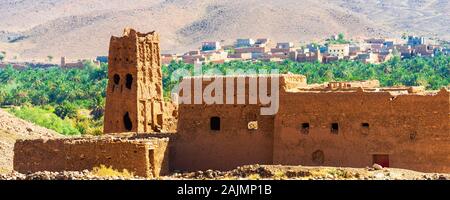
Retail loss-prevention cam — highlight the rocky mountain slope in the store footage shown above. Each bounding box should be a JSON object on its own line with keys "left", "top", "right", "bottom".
{"left": 0, "top": 108, "right": 60, "bottom": 173}
{"left": 0, "top": 0, "right": 448, "bottom": 60}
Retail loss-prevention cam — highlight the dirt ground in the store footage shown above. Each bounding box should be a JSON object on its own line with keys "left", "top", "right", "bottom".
{"left": 1, "top": 164, "right": 448, "bottom": 180}
{"left": 165, "top": 164, "right": 449, "bottom": 180}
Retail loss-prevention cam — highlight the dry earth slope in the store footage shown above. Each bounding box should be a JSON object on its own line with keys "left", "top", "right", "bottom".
{"left": 0, "top": 0, "right": 448, "bottom": 60}
{"left": 0, "top": 108, "right": 60, "bottom": 173}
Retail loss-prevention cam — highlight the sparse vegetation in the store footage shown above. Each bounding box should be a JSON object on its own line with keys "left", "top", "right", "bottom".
{"left": 246, "top": 173, "right": 261, "bottom": 180}
{"left": 90, "top": 165, "right": 134, "bottom": 178}
{"left": 168, "top": 165, "right": 448, "bottom": 180}
{"left": 326, "top": 33, "right": 351, "bottom": 45}
{"left": 273, "top": 170, "right": 287, "bottom": 180}
{"left": 6, "top": 106, "right": 80, "bottom": 135}
{"left": 326, "top": 168, "right": 354, "bottom": 179}
{"left": 0, "top": 167, "right": 9, "bottom": 174}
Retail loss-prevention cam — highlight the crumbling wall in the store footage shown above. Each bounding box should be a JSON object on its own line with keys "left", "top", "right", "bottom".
{"left": 148, "top": 137, "right": 170, "bottom": 177}
{"left": 172, "top": 104, "right": 275, "bottom": 171}
{"left": 14, "top": 136, "right": 170, "bottom": 177}
{"left": 273, "top": 88, "right": 450, "bottom": 173}
{"left": 163, "top": 101, "right": 178, "bottom": 132}
{"left": 170, "top": 75, "right": 305, "bottom": 171}
{"left": 104, "top": 28, "right": 166, "bottom": 134}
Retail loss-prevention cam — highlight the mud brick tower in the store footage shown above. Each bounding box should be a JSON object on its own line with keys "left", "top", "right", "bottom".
{"left": 104, "top": 28, "right": 165, "bottom": 134}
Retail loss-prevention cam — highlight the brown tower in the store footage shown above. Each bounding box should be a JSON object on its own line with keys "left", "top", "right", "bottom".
{"left": 104, "top": 28, "right": 164, "bottom": 134}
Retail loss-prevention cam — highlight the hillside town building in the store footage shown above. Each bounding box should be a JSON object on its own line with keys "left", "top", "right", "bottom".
{"left": 158, "top": 35, "right": 447, "bottom": 65}
{"left": 327, "top": 44, "right": 350, "bottom": 59}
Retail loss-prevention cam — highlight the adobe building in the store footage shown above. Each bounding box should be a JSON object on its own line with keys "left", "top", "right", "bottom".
{"left": 13, "top": 29, "right": 450, "bottom": 177}
{"left": 171, "top": 76, "right": 449, "bottom": 173}
{"left": 273, "top": 84, "right": 449, "bottom": 173}
{"left": 327, "top": 44, "right": 350, "bottom": 59}
{"left": 14, "top": 29, "right": 176, "bottom": 178}
{"left": 103, "top": 29, "right": 166, "bottom": 134}
{"left": 14, "top": 135, "right": 170, "bottom": 178}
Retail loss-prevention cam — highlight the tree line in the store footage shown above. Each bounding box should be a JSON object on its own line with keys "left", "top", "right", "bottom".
{"left": 163, "top": 54, "right": 449, "bottom": 96}
{"left": 0, "top": 55, "right": 448, "bottom": 135}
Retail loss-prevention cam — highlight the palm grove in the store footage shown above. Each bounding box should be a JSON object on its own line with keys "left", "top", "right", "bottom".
{"left": 0, "top": 55, "right": 449, "bottom": 135}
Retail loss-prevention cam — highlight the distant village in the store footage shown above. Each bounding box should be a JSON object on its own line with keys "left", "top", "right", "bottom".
{"left": 160, "top": 35, "right": 449, "bottom": 65}
{"left": 1, "top": 35, "right": 449, "bottom": 69}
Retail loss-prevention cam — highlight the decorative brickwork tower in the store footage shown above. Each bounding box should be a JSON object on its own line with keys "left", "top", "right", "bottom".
{"left": 104, "top": 28, "right": 164, "bottom": 134}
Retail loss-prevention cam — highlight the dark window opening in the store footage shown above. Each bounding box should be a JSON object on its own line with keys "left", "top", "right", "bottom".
{"left": 331, "top": 123, "right": 339, "bottom": 134}
{"left": 361, "top": 123, "right": 370, "bottom": 135}
{"left": 125, "top": 74, "right": 133, "bottom": 89}
{"left": 113, "top": 74, "right": 120, "bottom": 84}
{"left": 123, "top": 112, "right": 132, "bottom": 131}
{"left": 373, "top": 154, "right": 389, "bottom": 168}
{"left": 210, "top": 117, "right": 220, "bottom": 131}
{"left": 301, "top": 123, "right": 310, "bottom": 134}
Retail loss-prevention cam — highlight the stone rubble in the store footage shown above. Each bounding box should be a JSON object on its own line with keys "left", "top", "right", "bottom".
{"left": 0, "top": 170, "right": 146, "bottom": 180}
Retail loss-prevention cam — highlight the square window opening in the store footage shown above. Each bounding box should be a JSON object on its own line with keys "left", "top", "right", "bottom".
{"left": 301, "top": 123, "right": 310, "bottom": 134}
{"left": 210, "top": 117, "right": 220, "bottom": 131}
{"left": 331, "top": 123, "right": 339, "bottom": 134}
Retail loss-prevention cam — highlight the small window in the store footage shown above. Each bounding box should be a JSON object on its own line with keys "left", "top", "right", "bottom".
{"left": 113, "top": 74, "right": 120, "bottom": 84}
{"left": 300, "top": 123, "right": 310, "bottom": 134}
{"left": 125, "top": 74, "right": 133, "bottom": 89}
{"left": 210, "top": 117, "right": 220, "bottom": 131}
{"left": 362, "top": 123, "right": 369, "bottom": 128}
{"left": 331, "top": 123, "right": 339, "bottom": 134}
{"left": 361, "top": 123, "right": 370, "bottom": 135}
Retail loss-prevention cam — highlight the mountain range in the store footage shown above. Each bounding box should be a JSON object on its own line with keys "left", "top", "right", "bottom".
{"left": 0, "top": 0, "right": 448, "bottom": 60}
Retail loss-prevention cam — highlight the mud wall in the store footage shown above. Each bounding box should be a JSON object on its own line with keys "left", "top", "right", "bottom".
{"left": 170, "top": 75, "right": 307, "bottom": 171}
{"left": 170, "top": 75, "right": 305, "bottom": 171}
{"left": 273, "top": 89, "right": 450, "bottom": 173}
{"left": 14, "top": 137, "right": 170, "bottom": 177}
{"left": 149, "top": 137, "right": 170, "bottom": 176}
{"left": 172, "top": 104, "right": 275, "bottom": 171}
{"left": 104, "top": 28, "right": 165, "bottom": 134}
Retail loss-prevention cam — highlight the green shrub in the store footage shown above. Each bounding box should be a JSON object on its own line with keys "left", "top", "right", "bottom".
{"left": 91, "top": 165, "right": 134, "bottom": 178}
{"left": 8, "top": 106, "right": 80, "bottom": 135}
{"left": 54, "top": 102, "right": 77, "bottom": 119}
